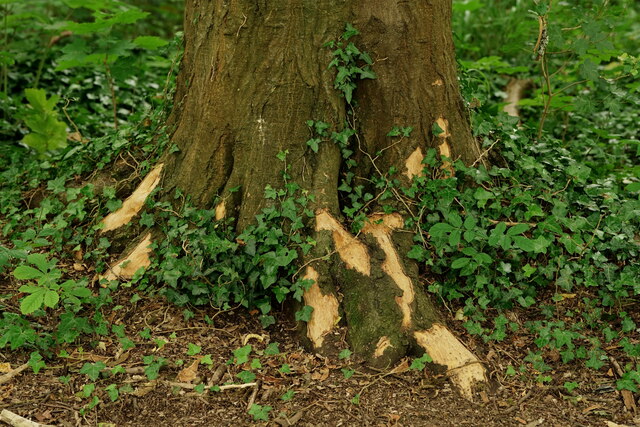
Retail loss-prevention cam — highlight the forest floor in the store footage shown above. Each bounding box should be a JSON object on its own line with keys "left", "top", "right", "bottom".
{"left": 0, "top": 290, "right": 637, "bottom": 427}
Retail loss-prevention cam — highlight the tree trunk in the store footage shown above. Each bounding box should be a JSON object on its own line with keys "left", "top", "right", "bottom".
{"left": 101, "top": 0, "right": 487, "bottom": 398}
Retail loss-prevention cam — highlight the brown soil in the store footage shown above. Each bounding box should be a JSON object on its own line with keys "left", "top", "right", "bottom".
{"left": 0, "top": 291, "right": 636, "bottom": 427}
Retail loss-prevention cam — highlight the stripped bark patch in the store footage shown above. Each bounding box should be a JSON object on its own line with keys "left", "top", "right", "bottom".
{"left": 432, "top": 78, "right": 444, "bottom": 86}
{"left": 363, "top": 214, "right": 414, "bottom": 328}
{"left": 101, "top": 233, "right": 153, "bottom": 282}
{"left": 215, "top": 200, "right": 226, "bottom": 220}
{"left": 374, "top": 336, "right": 392, "bottom": 358}
{"left": 315, "top": 209, "right": 370, "bottom": 276}
{"left": 302, "top": 267, "right": 340, "bottom": 348}
{"left": 414, "top": 324, "right": 487, "bottom": 399}
{"left": 404, "top": 147, "right": 424, "bottom": 180}
{"left": 434, "top": 117, "right": 454, "bottom": 176}
{"left": 101, "top": 164, "right": 164, "bottom": 233}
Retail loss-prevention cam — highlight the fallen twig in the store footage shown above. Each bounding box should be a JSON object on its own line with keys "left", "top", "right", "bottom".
{"left": 246, "top": 380, "right": 261, "bottom": 410}
{"left": 0, "top": 409, "right": 53, "bottom": 427}
{"left": 0, "top": 363, "right": 29, "bottom": 385}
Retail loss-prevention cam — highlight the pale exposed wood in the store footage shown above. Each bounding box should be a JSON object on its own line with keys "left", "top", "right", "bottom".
{"left": 435, "top": 117, "right": 454, "bottom": 175}
{"left": 215, "top": 200, "right": 226, "bottom": 220}
{"left": 0, "top": 409, "right": 53, "bottom": 427}
{"left": 404, "top": 147, "right": 424, "bottom": 180}
{"left": 101, "top": 232, "right": 153, "bottom": 282}
{"left": 302, "top": 267, "right": 340, "bottom": 348}
{"left": 435, "top": 117, "right": 451, "bottom": 139}
{"left": 363, "top": 214, "right": 414, "bottom": 328}
{"left": 315, "top": 209, "right": 370, "bottom": 276}
{"left": 101, "top": 163, "right": 164, "bottom": 233}
{"left": 374, "top": 336, "right": 392, "bottom": 358}
{"left": 414, "top": 324, "right": 487, "bottom": 399}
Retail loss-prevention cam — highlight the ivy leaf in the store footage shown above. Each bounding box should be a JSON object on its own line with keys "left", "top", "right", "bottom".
{"left": 295, "top": 305, "right": 313, "bottom": 322}
{"left": 80, "top": 361, "right": 106, "bottom": 381}
{"left": 451, "top": 257, "right": 471, "bottom": 269}
{"left": 233, "top": 345, "right": 252, "bottom": 365}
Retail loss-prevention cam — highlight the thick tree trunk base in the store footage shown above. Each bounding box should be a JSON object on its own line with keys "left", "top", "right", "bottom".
{"left": 100, "top": 0, "right": 490, "bottom": 399}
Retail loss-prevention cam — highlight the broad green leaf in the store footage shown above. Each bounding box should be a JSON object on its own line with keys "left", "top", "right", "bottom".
{"left": 26, "top": 253, "right": 49, "bottom": 272}
{"left": 43, "top": 290, "right": 60, "bottom": 308}
{"left": 133, "top": 36, "right": 168, "bottom": 49}
{"left": 20, "top": 291, "right": 45, "bottom": 314}
{"left": 513, "top": 236, "right": 536, "bottom": 252}
{"left": 506, "top": 223, "right": 529, "bottom": 236}
{"left": 13, "top": 265, "right": 43, "bottom": 280}
{"left": 429, "top": 222, "right": 454, "bottom": 237}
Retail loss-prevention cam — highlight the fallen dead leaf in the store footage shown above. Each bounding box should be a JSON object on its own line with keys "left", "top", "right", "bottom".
{"left": 176, "top": 358, "right": 200, "bottom": 383}
{"left": 310, "top": 368, "right": 329, "bottom": 381}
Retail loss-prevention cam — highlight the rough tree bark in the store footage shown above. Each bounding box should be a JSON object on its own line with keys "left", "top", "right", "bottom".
{"left": 101, "top": 0, "right": 487, "bottom": 398}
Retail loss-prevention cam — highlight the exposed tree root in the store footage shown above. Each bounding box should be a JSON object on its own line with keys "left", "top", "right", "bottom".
{"left": 100, "top": 232, "right": 153, "bottom": 282}
{"left": 101, "top": 163, "right": 163, "bottom": 233}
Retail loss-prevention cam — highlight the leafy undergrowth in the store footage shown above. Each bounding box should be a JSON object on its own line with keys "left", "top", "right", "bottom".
{"left": 1, "top": 0, "right": 639, "bottom": 425}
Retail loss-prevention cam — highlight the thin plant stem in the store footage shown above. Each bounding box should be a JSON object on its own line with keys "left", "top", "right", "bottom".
{"left": 104, "top": 56, "right": 118, "bottom": 130}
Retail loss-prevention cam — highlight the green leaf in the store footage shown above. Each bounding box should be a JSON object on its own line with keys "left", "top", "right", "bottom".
{"left": 339, "top": 349, "right": 352, "bottom": 360}
{"left": 80, "top": 361, "right": 106, "bottom": 381}
{"left": 20, "top": 291, "right": 45, "bottom": 314}
{"left": 506, "top": 224, "right": 529, "bottom": 236}
{"left": 133, "top": 36, "right": 169, "bottom": 49}
{"left": 13, "top": 265, "right": 43, "bottom": 280}
{"left": 248, "top": 404, "right": 272, "bottom": 421}
{"left": 341, "top": 368, "right": 355, "bottom": 379}
{"left": 233, "top": 345, "right": 252, "bottom": 365}
{"left": 187, "top": 343, "right": 202, "bottom": 356}
{"left": 237, "top": 370, "right": 256, "bottom": 383}
{"left": 428, "top": 223, "right": 454, "bottom": 237}
{"left": 43, "top": 290, "right": 59, "bottom": 308}
{"left": 105, "top": 384, "right": 119, "bottom": 401}
{"left": 451, "top": 257, "right": 471, "bottom": 269}
{"left": 27, "top": 253, "right": 51, "bottom": 271}
{"left": 281, "top": 390, "right": 295, "bottom": 401}
{"left": 264, "top": 343, "right": 280, "bottom": 356}
{"left": 295, "top": 305, "right": 313, "bottom": 322}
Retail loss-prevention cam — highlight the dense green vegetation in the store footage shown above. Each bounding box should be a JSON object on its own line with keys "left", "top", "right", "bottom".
{"left": 0, "top": 0, "right": 638, "bottom": 416}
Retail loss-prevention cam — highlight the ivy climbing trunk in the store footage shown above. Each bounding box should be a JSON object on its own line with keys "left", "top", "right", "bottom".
{"left": 103, "top": 0, "right": 487, "bottom": 398}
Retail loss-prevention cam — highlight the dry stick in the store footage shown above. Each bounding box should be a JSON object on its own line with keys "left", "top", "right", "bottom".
{"left": 537, "top": 54, "right": 553, "bottom": 140}
{"left": 0, "top": 409, "right": 53, "bottom": 427}
{"left": 471, "top": 139, "right": 499, "bottom": 167}
{"left": 62, "top": 98, "right": 82, "bottom": 139}
{"left": 609, "top": 356, "right": 637, "bottom": 412}
{"left": 0, "top": 363, "right": 29, "bottom": 385}
{"left": 208, "top": 364, "right": 226, "bottom": 387}
{"left": 166, "top": 380, "right": 257, "bottom": 391}
{"left": 503, "top": 389, "right": 533, "bottom": 414}
{"left": 246, "top": 380, "right": 261, "bottom": 410}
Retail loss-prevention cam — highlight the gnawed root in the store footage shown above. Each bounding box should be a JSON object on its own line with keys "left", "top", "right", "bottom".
{"left": 414, "top": 324, "right": 487, "bottom": 399}
{"left": 100, "top": 232, "right": 153, "bottom": 282}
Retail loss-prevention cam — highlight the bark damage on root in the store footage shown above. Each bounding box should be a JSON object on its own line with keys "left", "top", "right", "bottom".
{"left": 99, "top": 1, "right": 489, "bottom": 399}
